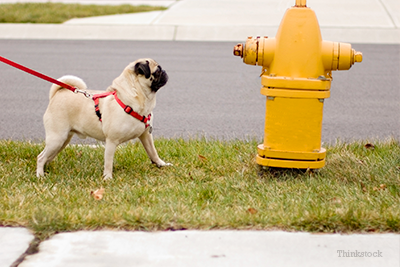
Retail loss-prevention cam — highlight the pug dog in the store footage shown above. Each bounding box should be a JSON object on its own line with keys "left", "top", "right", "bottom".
{"left": 36, "top": 58, "right": 171, "bottom": 179}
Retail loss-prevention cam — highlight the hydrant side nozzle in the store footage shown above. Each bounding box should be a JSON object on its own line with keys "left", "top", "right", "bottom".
{"left": 258, "top": 37, "right": 275, "bottom": 68}
{"left": 322, "top": 42, "right": 363, "bottom": 71}
{"left": 337, "top": 43, "right": 363, "bottom": 70}
{"left": 245, "top": 36, "right": 259, "bottom": 65}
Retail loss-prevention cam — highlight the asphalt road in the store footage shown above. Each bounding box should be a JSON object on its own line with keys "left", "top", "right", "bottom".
{"left": 0, "top": 40, "right": 398, "bottom": 144}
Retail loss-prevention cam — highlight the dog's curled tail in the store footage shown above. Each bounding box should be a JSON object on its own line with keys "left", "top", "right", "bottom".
{"left": 49, "top": 75, "right": 87, "bottom": 99}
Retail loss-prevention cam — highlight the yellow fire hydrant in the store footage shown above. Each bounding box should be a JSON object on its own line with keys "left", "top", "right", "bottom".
{"left": 233, "top": 0, "right": 362, "bottom": 169}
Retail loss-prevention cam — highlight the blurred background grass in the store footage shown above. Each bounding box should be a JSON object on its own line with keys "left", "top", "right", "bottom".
{"left": 0, "top": 3, "right": 167, "bottom": 23}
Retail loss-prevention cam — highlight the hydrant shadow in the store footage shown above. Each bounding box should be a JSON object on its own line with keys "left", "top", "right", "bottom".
{"left": 258, "top": 166, "right": 316, "bottom": 180}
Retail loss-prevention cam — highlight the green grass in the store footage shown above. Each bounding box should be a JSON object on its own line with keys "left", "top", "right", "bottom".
{"left": 0, "top": 3, "right": 167, "bottom": 24}
{"left": 0, "top": 138, "right": 399, "bottom": 240}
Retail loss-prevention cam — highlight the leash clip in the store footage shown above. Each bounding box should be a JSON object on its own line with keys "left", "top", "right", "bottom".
{"left": 74, "top": 88, "right": 92, "bottom": 98}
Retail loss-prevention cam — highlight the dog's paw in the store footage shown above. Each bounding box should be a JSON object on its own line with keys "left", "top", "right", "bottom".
{"left": 153, "top": 160, "right": 173, "bottom": 168}
{"left": 103, "top": 174, "right": 113, "bottom": 180}
{"left": 36, "top": 170, "right": 45, "bottom": 178}
{"left": 162, "top": 162, "right": 173, "bottom": 167}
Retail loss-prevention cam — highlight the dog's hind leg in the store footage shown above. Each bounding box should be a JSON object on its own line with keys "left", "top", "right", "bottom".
{"left": 36, "top": 132, "right": 73, "bottom": 177}
{"left": 103, "top": 139, "right": 118, "bottom": 180}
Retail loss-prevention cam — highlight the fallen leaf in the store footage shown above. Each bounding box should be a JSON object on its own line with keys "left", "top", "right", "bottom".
{"left": 91, "top": 188, "right": 105, "bottom": 200}
{"left": 364, "top": 143, "right": 375, "bottom": 149}
{"left": 357, "top": 159, "right": 365, "bottom": 165}
{"left": 373, "top": 184, "right": 386, "bottom": 191}
{"left": 198, "top": 155, "right": 207, "bottom": 161}
{"left": 248, "top": 208, "right": 258, "bottom": 214}
{"left": 332, "top": 198, "right": 341, "bottom": 204}
{"left": 360, "top": 182, "right": 367, "bottom": 192}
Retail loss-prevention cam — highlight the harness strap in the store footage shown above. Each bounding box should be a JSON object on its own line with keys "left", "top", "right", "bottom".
{"left": 92, "top": 91, "right": 151, "bottom": 128}
{"left": 113, "top": 91, "right": 151, "bottom": 127}
{"left": 92, "top": 91, "right": 113, "bottom": 122}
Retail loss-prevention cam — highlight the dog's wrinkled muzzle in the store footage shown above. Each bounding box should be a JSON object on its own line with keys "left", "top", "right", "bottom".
{"left": 151, "top": 69, "right": 168, "bottom": 92}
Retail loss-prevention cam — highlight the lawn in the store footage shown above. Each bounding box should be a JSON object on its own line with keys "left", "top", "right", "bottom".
{"left": 0, "top": 138, "right": 399, "bottom": 240}
{"left": 0, "top": 3, "right": 167, "bottom": 24}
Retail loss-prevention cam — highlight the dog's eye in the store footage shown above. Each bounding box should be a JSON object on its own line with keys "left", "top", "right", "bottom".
{"left": 152, "top": 71, "right": 159, "bottom": 79}
{"left": 152, "top": 66, "right": 162, "bottom": 77}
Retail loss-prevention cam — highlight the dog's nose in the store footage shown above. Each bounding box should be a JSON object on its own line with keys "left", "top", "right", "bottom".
{"left": 162, "top": 71, "right": 168, "bottom": 82}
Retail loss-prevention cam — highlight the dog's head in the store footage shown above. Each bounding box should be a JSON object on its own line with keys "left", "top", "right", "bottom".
{"left": 133, "top": 59, "right": 168, "bottom": 93}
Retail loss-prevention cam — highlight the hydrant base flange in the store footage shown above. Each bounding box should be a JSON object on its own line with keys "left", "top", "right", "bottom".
{"left": 257, "top": 145, "right": 326, "bottom": 160}
{"left": 256, "top": 154, "right": 326, "bottom": 169}
{"left": 257, "top": 145, "right": 326, "bottom": 169}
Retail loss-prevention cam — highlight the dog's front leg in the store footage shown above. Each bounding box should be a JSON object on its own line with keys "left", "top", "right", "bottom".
{"left": 103, "top": 140, "right": 118, "bottom": 180}
{"left": 139, "top": 130, "right": 172, "bottom": 167}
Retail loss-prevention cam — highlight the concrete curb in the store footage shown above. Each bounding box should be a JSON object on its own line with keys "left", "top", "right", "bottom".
{"left": 1, "top": 24, "right": 400, "bottom": 43}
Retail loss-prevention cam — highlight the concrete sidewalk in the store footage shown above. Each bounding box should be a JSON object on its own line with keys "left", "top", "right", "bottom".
{"left": 2, "top": 229, "right": 399, "bottom": 267}
{"left": 0, "top": 0, "right": 399, "bottom": 43}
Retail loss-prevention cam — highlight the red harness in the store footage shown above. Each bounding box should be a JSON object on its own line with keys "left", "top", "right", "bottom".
{"left": 92, "top": 91, "right": 151, "bottom": 128}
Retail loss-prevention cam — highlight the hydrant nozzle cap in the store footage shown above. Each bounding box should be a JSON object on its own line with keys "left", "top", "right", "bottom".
{"left": 233, "top": 43, "right": 244, "bottom": 58}
{"left": 354, "top": 51, "right": 363, "bottom": 63}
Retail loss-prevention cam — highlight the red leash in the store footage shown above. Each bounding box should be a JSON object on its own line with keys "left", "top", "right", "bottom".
{"left": 0, "top": 55, "right": 76, "bottom": 92}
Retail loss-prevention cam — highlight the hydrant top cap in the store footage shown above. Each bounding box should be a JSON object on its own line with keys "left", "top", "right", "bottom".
{"left": 295, "top": 0, "right": 307, "bottom": 7}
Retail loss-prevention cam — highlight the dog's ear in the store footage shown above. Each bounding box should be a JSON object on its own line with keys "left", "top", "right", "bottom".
{"left": 134, "top": 60, "right": 151, "bottom": 79}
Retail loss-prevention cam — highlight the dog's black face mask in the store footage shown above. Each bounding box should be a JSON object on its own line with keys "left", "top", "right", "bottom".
{"left": 150, "top": 65, "right": 168, "bottom": 92}
{"left": 134, "top": 61, "right": 168, "bottom": 93}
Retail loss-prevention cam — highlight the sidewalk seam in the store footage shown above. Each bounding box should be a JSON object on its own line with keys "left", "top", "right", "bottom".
{"left": 151, "top": 0, "right": 180, "bottom": 24}
{"left": 173, "top": 25, "right": 178, "bottom": 40}
{"left": 10, "top": 237, "right": 41, "bottom": 267}
{"left": 377, "top": 0, "right": 398, "bottom": 28}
